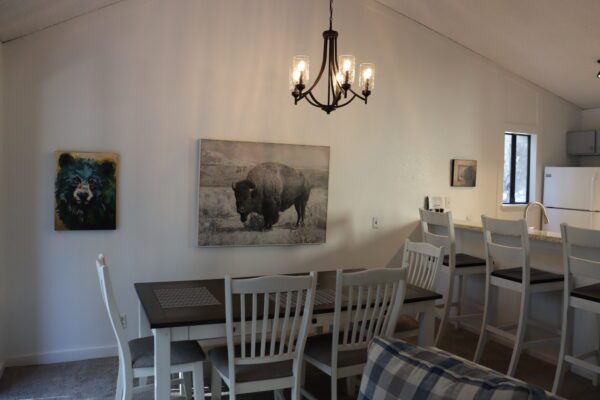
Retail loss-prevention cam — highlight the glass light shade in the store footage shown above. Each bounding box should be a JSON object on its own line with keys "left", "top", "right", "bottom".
{"left": 291, "top": 55, "right": 309, "bottom": 86}
{"left": 359, "top": 63, "right": 375, "bottom": 92}
{"left": 338, "top": 55, "right": 355, "bottom": 84}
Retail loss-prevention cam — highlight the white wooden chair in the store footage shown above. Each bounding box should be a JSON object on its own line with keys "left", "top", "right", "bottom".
{"left": 473, "top": 217, "right": 563, "bottom": 377}
{"left": 553, "top": 223, "right": 600, "bottom": 393}
{"left": 96, "top": 254, "right": 206, "bottom": 400}
{"left": 302, "top": 268, "right": 408, "bottom": 400}
{"left": 395, "top": 239, "right": 444, "bottom": 338}
{"left": 208, "top": 272, "right": 316, "bottom": 400}
{"left": 419, "top": 209, "right": 486, "bottom": 345}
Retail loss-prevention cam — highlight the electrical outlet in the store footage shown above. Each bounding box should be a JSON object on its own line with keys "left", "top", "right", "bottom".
{"left": 372, "top": 217, "right": 380, "bottom": 229}
{"left": 445, "top": 196, "right": 452, "bottom": 209}
{"left": 120, "top": 315, "right": 127, "bottom": 329}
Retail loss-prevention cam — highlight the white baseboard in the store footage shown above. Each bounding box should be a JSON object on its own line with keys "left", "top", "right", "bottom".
{"left": 6, "top": 344, "right": 117, "bottom": 367}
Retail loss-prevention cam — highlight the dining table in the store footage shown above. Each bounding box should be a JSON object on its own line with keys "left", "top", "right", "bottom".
{"left": 135, "top": 270, "right": 443, "bottom": 399}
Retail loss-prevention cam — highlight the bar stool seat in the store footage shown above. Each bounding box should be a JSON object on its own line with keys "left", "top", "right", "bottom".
{"left": 443, "top": 253, "right": 486, "bottom": 268}
{"left": 571, "top": 283, "right": 600, "bottom": 302}
{"left": 491, "top": 267, "right": 563, "bottom": 284}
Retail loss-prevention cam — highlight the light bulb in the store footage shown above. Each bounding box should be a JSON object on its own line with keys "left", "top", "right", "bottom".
{"left": 293, "top": 70, "right": 301, "bottom": 82}
{"left": 297, "top": 60, "right": 306, "bottom": 72}
{"left": 343, "top": 59, "right": 351, "bottom": 72}
{"left": 363, "top": 68, "right": 372, "bottom": 79}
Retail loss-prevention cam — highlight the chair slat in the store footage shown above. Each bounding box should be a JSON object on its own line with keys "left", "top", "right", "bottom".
{"left": 270, "top": 292, "right": 281, "bottom": 356}
{"left": 288, "top": 290, "right": 304, "bottom": 350}
{"left": 403, "top": 239, "right": 444, "bottom": 291}
{"left": 260, "top": 293, "right": 269, "bottom": 357}
{"left": 279, "top": 291, "right": 292, "bottom": 355}
{"left": 352, "top": 286, "right": 364, "bottom": 344}
{"left": 358, "top": 286, "right": 373, "bottom": 343}
{"left": 251, "top": 292, "right": 257, "bottom": 358}
{"left": 366, "top": 284, "right": 382, "bottom": 341}
{"left": 240, "top": 293, "right": 246, "bottom": 358}
{"left": 343, "top": 286, "right": 353, "bottom": 345}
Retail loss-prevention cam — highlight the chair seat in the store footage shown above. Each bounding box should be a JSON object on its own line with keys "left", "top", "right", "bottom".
{"left": 395, "top": 315, "right": 419, "bottom": 332}
{"left": 129, "top": 337, "right": 205, "bottom": 369}
{"left": 572, "top": 283, "right": 600, "bottom": 303}
{"left": 491, "top": 267, "right": 563, "bottom": 284}
{"left": 208, "top": 345, "right": 293, "bottom": 383}
{"left": 304, "top": 333, "right": 367, "bottom": 368}
{"left": 443, "top": 253, "right": 486, "bottom": 268}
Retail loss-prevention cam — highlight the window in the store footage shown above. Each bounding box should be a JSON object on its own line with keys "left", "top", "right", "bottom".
{"left": 503, "top": 132, "right": 531, "bottom": 204}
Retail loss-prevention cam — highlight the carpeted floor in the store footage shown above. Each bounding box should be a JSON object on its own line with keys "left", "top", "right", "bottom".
{"left": 1, "top": 326, "right": 599, "bottom": 399}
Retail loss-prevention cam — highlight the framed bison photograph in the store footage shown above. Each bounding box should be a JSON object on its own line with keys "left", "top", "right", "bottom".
{"left": 197, "top": 139, "right": 330, "bottom": 246}
{"left": 54, "top": 151, "right": 118, "bottom": 231}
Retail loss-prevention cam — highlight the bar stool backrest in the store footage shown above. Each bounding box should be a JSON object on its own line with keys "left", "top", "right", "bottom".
{"left": 561, "top": 223, "right": 600, "bottom": 289}
{"left": 419, "top": 209, "right": 456, "bottom": 268}
{"left": 481, "top": 216, "right": 530, "bottom": 280}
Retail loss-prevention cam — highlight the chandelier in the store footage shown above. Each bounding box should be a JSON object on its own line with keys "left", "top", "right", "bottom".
{"left": 289, "top": 0, "right": 375, "bottom": 114}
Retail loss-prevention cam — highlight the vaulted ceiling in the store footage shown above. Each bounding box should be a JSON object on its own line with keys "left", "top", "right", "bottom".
{"left": 1, "top": 0, "right": 599, "bottom": 109}
{"left": 0, "top": 0, "right": 121, "bottom": 42}
{"left": 377, "top": 0, "right": 600, "bottom": 109}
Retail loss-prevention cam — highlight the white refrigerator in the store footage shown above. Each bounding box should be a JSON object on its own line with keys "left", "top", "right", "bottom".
{"left": 543, "top": 167, "right": 600, "bottom": 232}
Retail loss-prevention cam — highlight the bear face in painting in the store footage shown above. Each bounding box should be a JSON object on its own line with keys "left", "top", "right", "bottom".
{"left": 55, "top": 153, "right": 117, "bottom": 230}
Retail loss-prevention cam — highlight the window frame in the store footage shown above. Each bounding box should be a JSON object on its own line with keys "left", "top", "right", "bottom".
{"left": 503, "top": 132, "right": 531, "bottom": 205}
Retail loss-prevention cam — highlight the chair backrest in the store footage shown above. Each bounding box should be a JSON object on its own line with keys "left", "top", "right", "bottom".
{"left": 481, "top": 216, "right": 530, "bottom": 278}
{"left": 561, "top": 223, "right": 600, "bottom": 289}
{"left": 419, "top": 209, "right": 456, "bottom": 268}
{"left": 224, "top": 273, "right": 316, "bottom": 384}
{"left": 96, "top": 255, "right": 133, "bottom": 384}
{"left": 331, "top": 268, "right": 408, "bottom": 359}
{"left": 402, "top": 239, "right": 444, "bottom": 291}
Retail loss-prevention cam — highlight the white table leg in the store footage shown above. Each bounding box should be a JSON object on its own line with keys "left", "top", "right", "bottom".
{"left": 418, "top": 302, "right": 435, "bottom": 347}
{"left": 139, "top": 300, "right": 151, "bottom": 337}
{"left": 154, "top": 328, "right": 171, "bottom": 400}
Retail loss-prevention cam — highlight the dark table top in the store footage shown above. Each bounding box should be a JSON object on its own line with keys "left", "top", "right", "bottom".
{"left": 135, "top": 270, "right": 443, "bottom": 329}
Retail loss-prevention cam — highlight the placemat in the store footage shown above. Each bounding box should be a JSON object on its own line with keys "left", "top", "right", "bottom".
{"left": 154, "top": 286, "right": 220, "bottom": 309}
{"left": 270, "top": 288, "right": 346, "bottom": 308}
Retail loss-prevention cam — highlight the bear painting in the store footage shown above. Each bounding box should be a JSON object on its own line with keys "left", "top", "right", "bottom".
{"left": 54, "top": 151, "right": 118, "bottom": 231}
{"left": 197, "top": 139, "right": 330, "bottom": 247}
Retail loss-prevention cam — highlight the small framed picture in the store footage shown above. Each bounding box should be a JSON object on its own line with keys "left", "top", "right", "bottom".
{"left": 451, "top": 159, "right": 477, "bottom": 187}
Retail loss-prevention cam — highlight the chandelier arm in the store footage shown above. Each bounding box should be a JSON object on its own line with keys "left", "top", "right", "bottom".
{"left": 333, "top": 93, "right": 358, "bottom": 108}
{"left": 296, "top": 33, "right": 330, "bottom": 104}
{"left": 349, "top": 88, "right": 367, "bottom": 102}
{"left": 306, "top": 91, "right": 325, "bottom": 107}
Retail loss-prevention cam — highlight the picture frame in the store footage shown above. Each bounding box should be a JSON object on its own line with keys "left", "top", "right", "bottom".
{"left": 451, "top": 159, "right": 477, "bottom": 187}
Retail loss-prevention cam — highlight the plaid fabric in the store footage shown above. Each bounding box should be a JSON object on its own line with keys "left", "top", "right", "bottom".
{"left": 359, "top": 337, "right": 561, "bottom": 400}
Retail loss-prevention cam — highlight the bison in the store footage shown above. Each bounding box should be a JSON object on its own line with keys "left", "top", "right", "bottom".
{"left": 232, "top": 162, "right": 311, "bottom": 230}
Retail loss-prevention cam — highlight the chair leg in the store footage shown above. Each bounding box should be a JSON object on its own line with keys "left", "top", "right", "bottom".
{"left": 507, "top": 290, "right": 530, "bottom": 377}
{"left": 553, "top": 304, "right": 572, "bottom": 394}
{"left": 473, "top": 275, "right": 491, "bottom": 363}
{"left": 456, "top": 275, "right": 464, "bottom": 330}
{"left": 594, "top": 314, "right": 600, "bottom": 386}
{"left": 345, "top": 376, "right": 357, "bottom": 397}
{"left": 193, "top": 362, "right": 205, "bottom": 400}
{"left": 115, "top": 362, "right": 123, "bottom": 400}
{"left": 331, "top": 370, "right": 338, "bottom": 400}
{"left": 183, "top": 372, "right": 193, "bottom": 399}
{"left": 436, "top": 269, "right": 456, "bottom": 346}
{"left": 211, "top": 366, "right": 222, "bottom": 400}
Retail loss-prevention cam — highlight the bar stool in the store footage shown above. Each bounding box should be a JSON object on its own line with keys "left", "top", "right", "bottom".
{"left": 419, "top": 209, "right": 486, "bottom": 345}
{"left": 474, "top": 216, "right": 563, "bottom": 377}
{"left": 553, "top": 223, "right": 600, "bottom": 394}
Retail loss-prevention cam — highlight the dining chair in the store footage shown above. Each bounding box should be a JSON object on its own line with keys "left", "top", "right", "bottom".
{"left": 419, "top": 209, "right": 486, "bottom": 345}
{"left": 208, "top": 272, "right": 316, "bottom": 400}
{"left": 473, "top": 217, "right": 563, "bottom": 377}
{"left": 302, "top": 268, "right": 408, "bottom": 400}
{"left": 553, "top": 223, "right": 600, "bottom": 394}
{"left": 96, "top": 254, "right": 206, "bottom": 400}
{"left": 395, "top": 239, "right": 444, "bottom": 338}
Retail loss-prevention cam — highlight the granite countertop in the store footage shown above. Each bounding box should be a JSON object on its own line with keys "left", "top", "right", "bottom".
{"left": 454, "top": 220, "right": 562, "bottom": 244}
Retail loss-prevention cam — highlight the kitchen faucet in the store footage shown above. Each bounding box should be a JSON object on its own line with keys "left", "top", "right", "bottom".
{"left": 523, "top": 201, "right": 550, "bottom": 229}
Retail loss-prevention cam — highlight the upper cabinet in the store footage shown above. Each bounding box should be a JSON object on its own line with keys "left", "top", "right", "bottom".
{"left": 567, "top": 130, "right": 598, "bottom": 155}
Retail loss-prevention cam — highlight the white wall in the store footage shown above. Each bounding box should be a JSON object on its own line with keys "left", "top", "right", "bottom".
{"left": 582, "top": 107, "right": 600, "bottom": 129}
{"left": 1, "top": 0, "right": 581, "bottom": 364}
